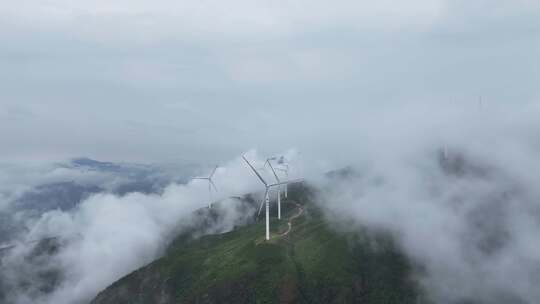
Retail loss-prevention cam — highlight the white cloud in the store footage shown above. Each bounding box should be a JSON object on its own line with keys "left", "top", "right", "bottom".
{"left": 315, "top": 110, "right": 540, "bottom": 303}
{"left": 0, "top": 150, "right": 302, "bottom": 304}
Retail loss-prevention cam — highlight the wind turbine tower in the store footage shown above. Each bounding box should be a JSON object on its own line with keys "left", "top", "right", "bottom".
{"left": 242, "top": 155, "right": 302, "bottom": 240}
{"left": 263, "top": 156, "right": 290, "bottom": 219}
{"left": 192, "top": 165, "right": 219, "bottom": 208}
{"left": 276, "top": 163, "right": 289, "bottom": 198}
{"left": 271, "top": 156, "right": 290, "bottom": 198}
{"left": 265, "top": 158, "right": 283, "bottom": 219}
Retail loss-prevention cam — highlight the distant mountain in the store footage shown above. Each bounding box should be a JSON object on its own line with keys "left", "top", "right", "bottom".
{"left": 12, "top": 181, "right": 103, "bottom": 213}
{"left": 65, "top": 157, "right": 195, "bottom": 196}
{"left": 91, "top": 184, "right": 419, "bottom": 304}
{"left": 324, "top": 166, "right": 361, "bottom": 180}
{"left": 0, "top": 157, "right": 200, "bottom": 244}
{"left": 70, "top": 157, "right": 125, "bottom": 171}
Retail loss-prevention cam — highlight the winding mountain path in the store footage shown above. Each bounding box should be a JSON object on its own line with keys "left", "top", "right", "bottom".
{"left": 277, "top": 201, "right": 304, "bottom": 238}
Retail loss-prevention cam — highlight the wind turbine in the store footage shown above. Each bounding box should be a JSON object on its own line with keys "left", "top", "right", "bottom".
{"left": 262, "top": 156, "right": 293, "bottom": 197}
{"left": 264, "top": 158, "right": 283, "bottom": 220}
{"left": 442, "top": 145, "right": 449, "bottom": 161}
{"left": 267, "top": 156, "right": 291, "bottom": 198}
{"left": 479, "top": 95, "right": 483, "bottom": 109}
{"left": 242, "top": 155, "right": 302, "bottom": 240}
{"left": 275, "top": 156, "right": 290, "bottom": 198}
{"left": 192, "top": 165, "right": 219, "bottom": 208}
{"left": 276, "top": 165, "right": 289, "bottom": 196}
{"left": 262, "top": 156, "right": 290, "bottom": 219}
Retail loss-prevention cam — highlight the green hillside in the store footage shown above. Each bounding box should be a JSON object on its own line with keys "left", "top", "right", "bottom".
{"left": 91, "top": 185, "right": 420, "bottom": 304}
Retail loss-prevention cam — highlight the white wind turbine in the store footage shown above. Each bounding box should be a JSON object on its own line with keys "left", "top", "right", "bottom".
{"left": 242, "top": 155, "right": 302, "bottom": 241}
{"left": 442, "top": 145, "right": 449, "bottom": 161}
{"left": 275, "top": 156, "right": 290, "bottom": 198}
{"left": 263, "top": 156, "right": 291, "bottom": 220}
{"left": 267, "top": 156, "right": 291, "bottom": 195}
{"left": 192, "top": 165, "right": 219, "bottom": 208}
{"left": 264, "top": 157, "right": 283, "bottom": 220}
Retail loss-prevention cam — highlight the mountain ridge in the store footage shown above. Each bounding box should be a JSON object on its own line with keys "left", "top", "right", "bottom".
{"left": 90, "top": 184, "right": 420, "bottom": 304}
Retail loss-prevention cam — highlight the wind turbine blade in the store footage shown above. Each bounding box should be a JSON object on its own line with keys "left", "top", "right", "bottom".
{"left": 257, "top": 200, "right": 265, "bottom": 216}
{"left": 257, "top": 188, "right": 269, "bottom": 216}
{"left": 242, "top": 155, "right": 267, "bottom": 186}
{"left": 192, "top": 177, "right": 209, "bottom": 180}
{"left": 209, "top": 165, "right": 218, "bottom": 179}
{"left": 209, "top": 179, "right": 218, "bottom": 192}
{"left": 270, "top": 178, "right": 304, "bottom": 187}
{"left": 263, "top": 157, "right": 277, "bottom": 168}
{"left": 267, "top": 161, "right": 280, "bottom": 183}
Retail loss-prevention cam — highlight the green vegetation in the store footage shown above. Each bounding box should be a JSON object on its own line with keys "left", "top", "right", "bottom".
{"left": 92, "top": 186, "right": 420, "bottom": 304}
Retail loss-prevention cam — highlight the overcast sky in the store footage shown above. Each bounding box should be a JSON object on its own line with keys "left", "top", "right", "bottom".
{"left": 1, "top": 0, "right": 539, "bottom": 164}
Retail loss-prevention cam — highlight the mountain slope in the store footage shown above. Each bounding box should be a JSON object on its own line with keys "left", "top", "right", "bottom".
{"left": 91, "top": 185, "right": 419, "bottom": 304}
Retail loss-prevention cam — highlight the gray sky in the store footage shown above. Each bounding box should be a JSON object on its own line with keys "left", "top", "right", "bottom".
{"left": 1, "top": 0, "right": 539, "bottom": 163}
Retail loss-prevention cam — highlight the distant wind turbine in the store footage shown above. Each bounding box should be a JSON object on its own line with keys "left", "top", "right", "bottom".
{"left": 242, "top": 155, "right": 302, "bottom": 240}
{"left": 192, "top": 165, "right": 219, "bottom": 208}
{"left": 479, "top": 95, "right": 483, "bottom": 109}
{"left": 275, "top": 157, "right": 290, "bottom": 198}
{"left": 264, "top": 157, "right": 283, "bottom": 220}
{"left": 276, "top": 165, "right": 289, "bottom": 195}
{"left": 268, "top": 157, "right": 292, "bottom": 195}
{"left": 442, "top": 145, "right": 449, "bottom": 161}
